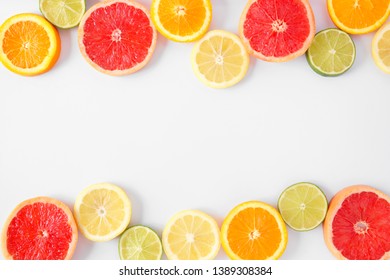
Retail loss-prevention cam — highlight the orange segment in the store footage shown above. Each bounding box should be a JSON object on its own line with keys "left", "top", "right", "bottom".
{"left": 151, "top": 0, "right": 212, "bottom": 42}
{"left": 221, "top": 201, "right": 288, "bottom": 260}
{"left": 0, "top": 13, "right": 61, "bottom": 76}
{"left": 327, "top": 0, "right": 390, "bottom": 34}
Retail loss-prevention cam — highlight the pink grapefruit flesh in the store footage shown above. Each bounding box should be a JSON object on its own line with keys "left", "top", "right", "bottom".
{"left": 323, "top": 185, "right": 390, "bottom": 260}
{"left": 1, "top": 197, "right": 78, "bottom": 260}
{"left": 78, "top": 0, "right": 157, "bottom": 75}
{"left": 239, "top": 0, "right": 315, "bottom": 62}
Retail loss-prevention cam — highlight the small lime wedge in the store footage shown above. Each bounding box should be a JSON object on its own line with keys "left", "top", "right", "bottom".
{"left": 278, "top": 182, "right": 328, "bottom": 231}
{"left": 119, "top": 225, "right": 163, "bottom": 260}
{"left": 39, "top": 0, "right": 86, "bottom": 29}
{"left": 306, "top": 28, "right": 355, "bottom": 76}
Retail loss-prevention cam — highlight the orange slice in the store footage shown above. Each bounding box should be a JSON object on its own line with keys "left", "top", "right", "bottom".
{"left": 327, "top": 0, "right": 390, "bottom": 34}
{"left": 221, "top": 201, "right": 288, "bottom": 260}
{"left": 0, "top": 13, "right": 61, "bottom": 76}
{"left": 151, "top": 0, "right": 212, "bottom": 42}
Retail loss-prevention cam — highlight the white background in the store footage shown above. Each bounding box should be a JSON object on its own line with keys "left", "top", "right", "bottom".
{"left": 0, "top": 0, "right": 389, "bottom": 260}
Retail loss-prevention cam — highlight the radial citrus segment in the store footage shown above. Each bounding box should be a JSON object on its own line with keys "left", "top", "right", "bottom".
{"left": 323, "top": 185, "right": 390, "bottom": 260}
{"left": 1, "top": 197, "right": 78, "bottom": 260}
{"left": 151, "top": 0, "right": 212, "bottom": 42}
{"left": 327, "top": 0, "right": 390, "bottom": 34}
{"left": 78, "top": 0, "right": 157, "bottom": 75}
{"left": 221, "top": 201, "right": 288, "bottom": 260}
{"left": 372, "top": 22, "right": 390, "bottom": 74}
{"left": 74, "top": 183, "right": 131, "bottom": 242}
{"left": 162, "top": 210, "right": 220, "bottom": 260}
{"left": 0, "top": 13, "right": 61, "bottom": 76}
{"left": 239, "top": 0, "right": 315, "bottom": 62}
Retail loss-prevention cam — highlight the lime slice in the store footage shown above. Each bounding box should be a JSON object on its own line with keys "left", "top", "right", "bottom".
{"left": 39, "top": 0, "right": 86, "bottom": 29}
{"left": 119, "top": 225, "right": 163, "bottom": 260}
{"left": 306, "top": 28, "right": 355, "bottom": 76}
{"left": 278, "top": 182, "right": 328, "bottom": 231}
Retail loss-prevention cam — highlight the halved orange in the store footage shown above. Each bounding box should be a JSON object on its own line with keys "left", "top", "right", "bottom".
{"left": 221, "top": 201, "right": 288, "bottom": 260}
{"left": 150, "top": 0, "right": 212, "bottom": 42}
{"left": 0, "top": 13, "right": 61, "bottom": 76}
{"left": 327, "top": 0, "right": 390, "bottom": 34}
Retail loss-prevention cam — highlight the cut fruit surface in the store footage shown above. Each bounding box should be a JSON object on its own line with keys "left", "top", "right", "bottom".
{"left": 327, "top": 0, "right": 390, "bottom": 34}
{"left": 323, "top": 185, "right": 390, "bottom": 260}
{"left": 119, "top": 225, "right": 163, "bottom": 260}
{"left": 151, "top": 0, "right": 212, "bottom": 42}
{"left": 278, "top": 182, "right": 328, "bottom": 231}
{"left": 221, "top": 201, "right": 288, "bottom": 260}
{"left": 78, "top": 0, "right": 157, "bottom": 75}
{"left": 306, "top": 28, "right": 356, "bottom": 76}
{"left": 0, "top": 13, "right": 61, "bottom": 76}
{"left": 1, "top": 197, "right": 78, "bottom": 260}
{"left": 191, "top": 30, "right": 249, "bottom": 89}
{"left": 74, "top": 183, "right": 131, "bottom": 242}
{"left": 162, "top": 210, "right": 220, "bottom": 260}
{"left": 372, "top": 22, "right": 390, "bottom": 74}
{"left": 239, "top": 0, "right": 315, "bottom": 62}
{"left": 39, "top": 0, "right": 86, "bottom": 29}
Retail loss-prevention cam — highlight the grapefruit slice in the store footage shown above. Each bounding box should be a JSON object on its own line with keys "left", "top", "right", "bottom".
{"left": 323, "top": 185, "right": 390, "bottom": 260}
{"left": 1, "top": 197, "right": 78, "bottom": 260}
{"left": 239, "top": 0, "right": 315, "bottom": 62}
{"left": 78, "top": 0, "right": 157, "bottom": 75}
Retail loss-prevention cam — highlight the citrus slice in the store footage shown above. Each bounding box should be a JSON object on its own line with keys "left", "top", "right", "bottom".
{"left": 221, "top": 201, "right": 288, "bottom": 260}
{"left": 162, "top": 209, "right": 220, "bottom": 260}
{"left": 39, "top": 0, "right": 86, "bottom": 29}
{"left": 372, "top": 22, "right": 390, "bottom": 74}
{"left": 239, "top": 0, "right": 315, "bottom": 62}
{"left": 74, "top": 183, "right": 131, "bottom": 242}
{"left": 323, "top": 185, "right": 390, "bottom": 260}
{"left": 1, "top": 197, "right": 78, "bottom": 260}
{"left": 327, "top": 0, "right": 390, "bottom": 34}
{"left": 119, "top": 225, "right": 163, "bottom": 260}
{"left": 151, "top": 0, "right": 212, "bottom": 42}
{"left": 278, "top": 182, "right": 328, "bottom": 231}
{"left": 306, "top": 28, "right": 356, "bottom": 76}
{"left": 78, "top": 0, "right": 157, "bottom": 75}
{"left": 0, "top": 13, "right": 61, "bottom": 76}
{"left": 191, "top": 30, "right": 249, "bottom": 89}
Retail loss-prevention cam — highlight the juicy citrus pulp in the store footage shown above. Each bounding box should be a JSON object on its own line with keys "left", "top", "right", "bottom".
{"left": 323, "top": 185, "right": 390, "bottom": 260}
{"left": 327, "top": 0, "right": 390, "bottom": 34}
{"left": 162, "top": 210, "right": 220, "bottom": 260}
{"left": 306, "top": 28, "right": 356, "bottom": 76}
{"left": 1, "top": 197, "right": 78, "bottom": 260}
{"left": 0, "top": 13, "right": 61, "bottom": 76}
{"left": 239, "top": 0, "right": 315, "bottom": 62}
{"left": 74, "top": 183, "right": 131, "bottom": 242}
{"left": 39, "top": 0, "right": 86, "bottom": 29}
{"left": 191, "top": 30, "right": 249, "bottom": 89}
{"left": 372, "top": 22, "right": 390, "bottom": 74}
{"left": 119, "top": 225, "right": 163, "bottom": 260}
{"left": 278, "top": 182, "right": 328, "bottom": 231}
{"left": 78, "top": 0, "right": 157, "bottom": 75}
{"left": 221, "top": 201, "right": 288, "bottom": 260}
{"left": 151, "top": 0, "right": 212, "bottom": 42}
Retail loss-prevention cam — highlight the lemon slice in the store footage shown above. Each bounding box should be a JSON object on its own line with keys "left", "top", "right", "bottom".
{"left": 74, "top": 183, "right": 131, "bottom": 241}
{"left": 278, "top": 182, "right": 328, "bottom": 231}
{"left": 162, "top": 209, "right": 220, "bottom": 260}
{"left": 191, "top": 30, "right": 250, "bottom": 89}
{"left": 372, "top": 22, "right": 390, "bottom": 74}
{"left": 39, "top": 0, "right": 86, "bottom": 29}
{"left": 119, "top": 225, "right": 163, "bottom": 260}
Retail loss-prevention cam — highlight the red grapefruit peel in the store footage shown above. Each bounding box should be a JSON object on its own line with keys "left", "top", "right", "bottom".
{"left": 1, "top": 197, "right": 78, "bottom": 260}
{"left": 78, "top": 0, "right": 157, "bottom": 76}
{"left": 323, "top": 185, "right": 390, "bottom": 260}
{"left": 239, "top": 0, "right": 315, "bottom": 62}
